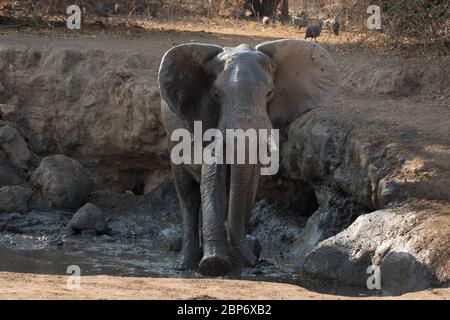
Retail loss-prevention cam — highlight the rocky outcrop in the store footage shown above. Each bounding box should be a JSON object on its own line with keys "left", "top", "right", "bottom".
{"left": 277, "top": 95, "right": 450, "bottom": 293}
{"left": 31, "top": 155, "right": 92, "bottom": 209}
{"left": 0, "top": 46, "right": 168, "bottom": 192}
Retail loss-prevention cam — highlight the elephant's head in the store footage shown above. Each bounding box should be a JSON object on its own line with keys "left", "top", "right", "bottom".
{"left": 158, "top": 40, "right": 339, "bottom": 276}
{"left": 159, "top": 39, "right": 339, "bottom": 137}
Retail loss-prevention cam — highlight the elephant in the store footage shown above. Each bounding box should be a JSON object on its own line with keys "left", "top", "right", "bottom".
{"left": 158, "top": 39, "right": 339, "bottom": 276}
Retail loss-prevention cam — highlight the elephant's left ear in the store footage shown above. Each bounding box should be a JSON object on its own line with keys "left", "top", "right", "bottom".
{"left": 158, "top": 43, "right": 223, "bottom": 119}
{"left": 256, "top": 40, "right": 340, "bottom": 128}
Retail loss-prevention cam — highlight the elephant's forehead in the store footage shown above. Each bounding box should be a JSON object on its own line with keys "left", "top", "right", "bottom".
{"left": 218, "top": 46, "right": 271, "bottom": 70}
{"left": 222, "top": 44, "right": 253, "bottom": 55}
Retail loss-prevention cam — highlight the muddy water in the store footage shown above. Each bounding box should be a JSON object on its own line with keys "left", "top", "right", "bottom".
{"left": 0, "top": 183, "right": 376, "bottom": 297}
{"left": 0, "top": 209, "right": 298, "bottom": 284}
{"left": 0, "top": 218, "right": 376, "bottom": 297}
{"left": 0, "top": 236, "right": 304, "bottom": 294}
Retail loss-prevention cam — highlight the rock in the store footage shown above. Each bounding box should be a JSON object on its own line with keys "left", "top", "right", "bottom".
{"left": 250, "top": 199, "right": 308, "bottom": 259}
{"left": 0, "top": 45, "right": 171, "bottom": 192}
{"left": 245, "top": 235, "right": 261, "bottom": 259}
{"left": 67, "top": 203, "right": 109, "bottom": 234}
{"left": 301, "top": 206, "right": 450, "bottom": 293}
{"left": 380, "top": 251, "right": 433, "bottom": 295}
{"left": 0, "top": 150, "right": 25, "bottom": 186}
{"left": 0, "top": 126, "right": 31, "bottom": 169}
{"left": 0, "top": 104, "right": 18, "bottom": 121}
{"left": 0, "top": 126, "right": 16, "bottom": 143}
{"left": 293, "top": 208, "right": 336, "bottom": 265}
{"left": 293, "top": 194, "right": 361, "bottom": 265}
{"left": 31, "top": 155, "right": 92, "bottom": 209}
{"left": 80, "top": 229, "right": 99, "bottom": 237}
{"left": 0, "top": 186, "right": 34, "bottom": 213}
{"left": 157, "top": 225, "right": 182, "bottom": 251}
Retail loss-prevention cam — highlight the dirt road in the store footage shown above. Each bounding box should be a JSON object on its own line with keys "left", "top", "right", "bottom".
{"left": 0, "top": 272, "right": 449, "bottom": 300}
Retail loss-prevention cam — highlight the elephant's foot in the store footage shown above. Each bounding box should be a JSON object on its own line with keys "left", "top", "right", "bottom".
{"left": 175, "top": 244, "right": 202, "bottom": 271}
{"left": 198, "top": 245, "right": 231, "bottom": 276}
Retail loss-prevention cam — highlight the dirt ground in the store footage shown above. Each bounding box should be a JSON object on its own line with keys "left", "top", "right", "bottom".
{"left": 0, "top": 19, "right": 449, "bottom": 300}
{"left": 0, "top": 272, "right": 449, "bottom": 300}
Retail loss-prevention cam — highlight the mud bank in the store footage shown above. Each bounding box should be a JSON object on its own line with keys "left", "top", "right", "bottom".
{"left": 0, "top": 35, "right": 449, "bottom": 296}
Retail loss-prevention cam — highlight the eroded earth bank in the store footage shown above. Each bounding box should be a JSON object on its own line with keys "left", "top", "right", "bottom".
{"left": 0, "top": 33, "right": 449, "bottom": 298}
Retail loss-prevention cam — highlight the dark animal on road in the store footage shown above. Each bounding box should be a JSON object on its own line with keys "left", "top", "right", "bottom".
{"left": 136, "top": 1, "right": 148, "bottom": 15}
{"left": 96, "top": 2, "right": 110, "bottom": 17}
{"left": 332, "top": 20, "right": 340, "bottom": 35}
{"left": 305, "top": 21, "right": 323, "bottom": 41}
{"left": 114, "top": 3, "right": 122, "bottom": 15}
{"left": 150, "top": 3, "right": 159, "bottom": 18}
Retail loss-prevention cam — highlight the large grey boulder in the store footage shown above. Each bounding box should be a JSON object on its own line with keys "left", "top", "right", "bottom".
{"left": 0, "top": 186, "right": 34, "bottom": 213}
{"left": 67, "top": 203, "right": 109, "bottom": 234}
{"left": 0, "top": 125, "right": 31, "bottom": 170}
{"left": 31, "top": 155, "right": 92, "bottom": 209}
{"left": 301, "top": 206, "right": 450, "bottom": 294}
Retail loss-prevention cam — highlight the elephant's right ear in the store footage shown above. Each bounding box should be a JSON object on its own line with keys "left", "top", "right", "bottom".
{"left": 158, "top": 43, "right": 223, "bottom": 119}
{"left": 256, "top": 40, "right": 340, "bottom": 129}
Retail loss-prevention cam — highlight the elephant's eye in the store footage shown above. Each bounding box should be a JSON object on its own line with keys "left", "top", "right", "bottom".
{"left": 212, "top": 88, "right": 220, "bottom": 101}
{"left": 267, "top": 89, "right": 275, "bottom": 101}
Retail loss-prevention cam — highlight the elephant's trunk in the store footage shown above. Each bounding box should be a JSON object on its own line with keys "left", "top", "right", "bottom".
{"left": 198, "top": 162, "right": 231, "bottom": 276}
{"left": 228, "top": 163, "right": 260, "bottom": 269}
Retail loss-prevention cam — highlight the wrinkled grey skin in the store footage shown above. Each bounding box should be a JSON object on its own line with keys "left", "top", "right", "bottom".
{"left": 158, "top": 39, "right": 339, "bottom": 276}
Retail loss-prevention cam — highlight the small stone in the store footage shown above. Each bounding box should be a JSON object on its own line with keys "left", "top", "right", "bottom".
{"left": 0, "top": 186, "right": 34, "bottom": 213}
{"left": 67, "top": 203, "right": 109, "bottom": 235}
{"left": 0, "top": 104, "right": 18, "bottom": 121}
{"left": 158, "top": 225, "right": 182, "bottom": 251}
{"left": 377, "top": 178, "right": 402, "bottom": 207}
{"left": 0, "top": 126, "right": 17, "bottom": 144}
{"left": 80, "top": 229, "right": 98, "bottom": 237}
{"left": 99, "top": 234, "right": 113, "bottom": 241}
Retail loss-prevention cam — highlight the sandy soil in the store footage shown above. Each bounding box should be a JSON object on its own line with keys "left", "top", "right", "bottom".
{"left": 0, "top": 272, "right": 449, "bottom": 300}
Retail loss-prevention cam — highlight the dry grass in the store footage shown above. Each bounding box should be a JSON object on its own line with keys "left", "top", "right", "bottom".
{"left": 0, "top": 0, "right": 448, "bottom": 54}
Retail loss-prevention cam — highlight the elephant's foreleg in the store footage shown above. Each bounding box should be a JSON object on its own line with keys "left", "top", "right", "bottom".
{"left": 198, "top": 163, "right": 231, "bottom": 276}
{"left": 172, "top": 164, "right": 202, "bottom": 271}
